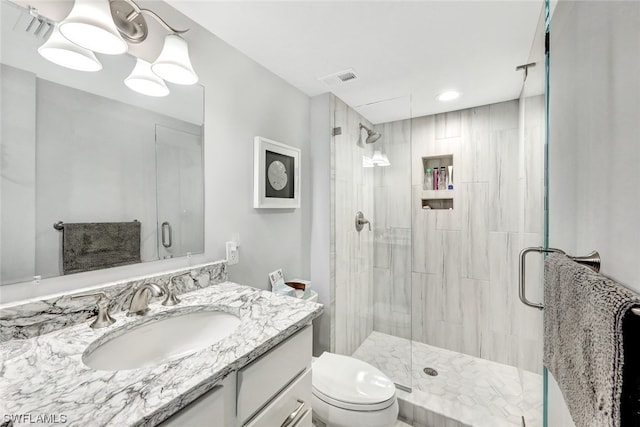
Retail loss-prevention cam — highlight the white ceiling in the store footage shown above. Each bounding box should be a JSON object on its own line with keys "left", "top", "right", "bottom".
{"left": 167, "top": 1, "right": 543, "bottom": 123}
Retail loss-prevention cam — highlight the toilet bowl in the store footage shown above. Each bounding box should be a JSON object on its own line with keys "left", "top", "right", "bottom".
{"left": 311, "top": 352, "right": 399, "bottom": 427}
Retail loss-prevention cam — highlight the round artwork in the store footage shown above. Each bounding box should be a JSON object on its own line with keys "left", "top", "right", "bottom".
{"left": 267, "top": 160, "right": 288, "bottom": 191}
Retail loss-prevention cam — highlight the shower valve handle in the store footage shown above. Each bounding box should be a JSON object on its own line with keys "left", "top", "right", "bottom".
{"left": 355, "top": 211, "right": 371, "bottom": 232}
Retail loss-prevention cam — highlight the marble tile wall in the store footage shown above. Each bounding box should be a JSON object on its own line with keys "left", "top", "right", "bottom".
{"left": 409, "top": 98, "right": 545, "bottom": 374}
{"left": 331, "top": 96, "right": 375, "bottom": 355}
{"left": 0, "top": 261, "right": 227, "bottom": 342}
{"left": 368, "top": 98, "right": 545, "bottom": 374}
{"left": 372, "top": 119, "right": 412, "bottom": 342}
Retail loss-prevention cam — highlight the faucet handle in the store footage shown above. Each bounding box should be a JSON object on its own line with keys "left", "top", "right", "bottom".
{"left": 162, "top": 274, "right": 186, "bottom": 306}
{"left": 71, "top": 292, "right": 116, "bottom": 329}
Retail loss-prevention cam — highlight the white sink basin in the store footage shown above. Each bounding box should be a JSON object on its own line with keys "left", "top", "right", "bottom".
{"left": 83, "top": 309, "right": 241, "bottom": 371}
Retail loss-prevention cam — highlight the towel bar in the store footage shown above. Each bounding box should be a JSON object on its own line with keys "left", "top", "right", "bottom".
{"left": 518, "top": 247, "right": 601, "bottom": 310}
{"left": 53, "top": 220, "right": 139, "bottom": 230}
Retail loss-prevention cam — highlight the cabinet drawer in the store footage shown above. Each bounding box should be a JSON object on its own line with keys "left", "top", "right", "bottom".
{"left": 237, "top": 325, "right": 312, "bottom": 425}
{"left": 244, "top": 369, "right": 312, "bottom": 427}
{"left": 159, "top": 372, "right": 236, "bottom": 427}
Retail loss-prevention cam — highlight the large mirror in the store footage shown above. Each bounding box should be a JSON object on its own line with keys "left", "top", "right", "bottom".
{"left": 0, "top": 0, "right": 204, "bottom": 285}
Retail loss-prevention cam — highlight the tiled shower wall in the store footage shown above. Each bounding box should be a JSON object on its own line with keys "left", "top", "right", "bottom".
{"left": 373, "top": 98, "right": 545, "bottom": 373}
{"left": 372, "top": 119, "right": 412, "bottom": 339}
{"left": 331, "top": 96, "right": 375, "bottom": 355}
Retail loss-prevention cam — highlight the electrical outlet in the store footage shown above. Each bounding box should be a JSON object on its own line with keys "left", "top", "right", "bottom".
{"left": 226, "top": 241, "right": 239, "bottom": 265}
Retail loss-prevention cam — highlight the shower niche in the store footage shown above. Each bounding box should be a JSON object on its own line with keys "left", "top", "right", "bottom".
{"left": 421, "top": 154, "right": 454, "bottom": 210}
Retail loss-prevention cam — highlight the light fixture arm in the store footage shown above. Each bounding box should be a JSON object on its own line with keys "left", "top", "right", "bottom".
{"left": 138, "top": 8, "right": 189, "bottom": 35}
{"left": 110, "top": 0, "right": 189, "bottom": 44}
{"left": 116, "top": 0, "right": 188, "bottom": 35}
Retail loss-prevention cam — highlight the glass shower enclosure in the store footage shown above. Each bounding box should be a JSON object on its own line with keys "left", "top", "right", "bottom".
{"left": 330, "top": 95, "right": 414, "bottom": 392}
{"left": 328, "top": 2, "right": 549, "bottom": 425}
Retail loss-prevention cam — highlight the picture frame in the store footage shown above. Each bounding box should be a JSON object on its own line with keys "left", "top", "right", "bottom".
{"left": 253, "top": 136, "right": 301, "bottom": 209}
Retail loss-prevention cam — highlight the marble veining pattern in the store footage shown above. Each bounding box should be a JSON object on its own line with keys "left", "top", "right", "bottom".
{"left": 352, "top": 331, "right": 543, "bottom": 427}
{"left": 0, "top": 261, "right": 227, "bottom": 342}
{"left": 0, "top": 282, "right": 323, "bottom": 426}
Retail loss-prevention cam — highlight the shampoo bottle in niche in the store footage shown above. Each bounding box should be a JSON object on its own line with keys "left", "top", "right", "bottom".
{"left": 433, "top": 167, "right": 439, "bottom": 190}
{"left": 439, "top": 167, "right": 446, "bottom": 190}
{"left": 424, "top": 168, "right": 433, "bottom": 190}
{"left": 447, "top": 165, "right": 453, "bottom": 190}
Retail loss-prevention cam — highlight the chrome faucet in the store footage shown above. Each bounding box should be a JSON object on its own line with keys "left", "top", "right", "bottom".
{"left": 128, "top": 282, "right": 164, "bottom": 316}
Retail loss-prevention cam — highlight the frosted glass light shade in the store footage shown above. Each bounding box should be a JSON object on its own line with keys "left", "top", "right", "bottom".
{"left": 152, "top": 34, "right": 198, "bottom": 85}
{"left": 125, "top": 59, "right": 170, "bottom": 97}
{"left": 59, "top": 0, "right": 127, "bottom": 55}
{"left": 38, "top": 25, "right": 102, "bottom": 72}
{"left": 371, "top": 151, "right": 391, "bottom": 167}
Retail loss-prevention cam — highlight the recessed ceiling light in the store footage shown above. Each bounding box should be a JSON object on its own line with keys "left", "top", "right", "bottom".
{"left": 437, "top": 91, "right": 461, "bottom": 101}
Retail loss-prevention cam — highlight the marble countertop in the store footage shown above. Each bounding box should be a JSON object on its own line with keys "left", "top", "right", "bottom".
{"left": 0, "top": 282, "right": 323, "bottom": 427}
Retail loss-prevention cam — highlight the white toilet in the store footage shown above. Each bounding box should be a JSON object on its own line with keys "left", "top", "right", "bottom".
{"left": 311, "top": 352, "right": 399, "bottom": 427}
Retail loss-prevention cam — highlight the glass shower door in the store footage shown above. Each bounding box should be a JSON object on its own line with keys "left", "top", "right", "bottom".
{"left": 331, "top": 94, "right": 413, "bottom": 393}
{"left": 517, "top": 1, "right": 549, "bottom": 425}
{"left": 155, "top": 124, "right": 204, "bottom": 260}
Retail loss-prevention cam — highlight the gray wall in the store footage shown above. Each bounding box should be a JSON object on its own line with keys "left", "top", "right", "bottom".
{"left": 547, "top": 1, "right": 640, "bottom": 425}
{"left": 1, "top": 65, "right": 36, "bottom": 285}
{"left": 309, "top": 93, "right": 332, "bottom": 356}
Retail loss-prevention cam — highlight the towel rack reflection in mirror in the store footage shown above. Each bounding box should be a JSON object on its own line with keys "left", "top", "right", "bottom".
{"left": 518, "top": 247, "right": 601, "bottom": 310}
{"left": 53, "top": 220, "right": 139, "bottom": 230}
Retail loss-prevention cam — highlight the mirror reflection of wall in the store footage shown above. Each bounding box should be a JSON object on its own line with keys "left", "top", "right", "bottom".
{"left": 0, "top": 0, "right": 205, "bottom": 285}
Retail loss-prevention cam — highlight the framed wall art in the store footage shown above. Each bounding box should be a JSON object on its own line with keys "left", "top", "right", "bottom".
{"left": 253, "top": 136, "right": 300, "bottom": 209}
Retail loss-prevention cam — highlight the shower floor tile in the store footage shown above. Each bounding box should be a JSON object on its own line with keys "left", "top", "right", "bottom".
{"left": 352, "top": 331, "right": 543, "bottom": 427}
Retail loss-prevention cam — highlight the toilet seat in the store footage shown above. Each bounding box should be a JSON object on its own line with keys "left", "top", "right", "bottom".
{"left": 312, "top": 386, "right": 396, "bottom": 411}
{"left": 312, "top": 352, "right": 396, "bottom": 411}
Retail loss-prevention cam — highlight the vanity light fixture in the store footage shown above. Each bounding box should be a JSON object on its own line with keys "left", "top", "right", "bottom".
{"left": 37, "top": 24, "right": 103, "bottom": 72}
{"left": 59, "top": 0, "right": 128, "bottom": 55}
{"left": 36, "top": 0, "right": 199, "bottom": 96}
{"left": 152, "top": 34, "right": 198, "bottom": 85}
{"left": 437, "top": 90, "right": 461, "bottom": 102}
{"left": 124, "top": 58, "right": 169, "bottom": 97}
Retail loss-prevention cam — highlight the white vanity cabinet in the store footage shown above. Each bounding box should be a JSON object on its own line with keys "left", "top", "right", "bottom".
{"left": 238, "top": 325, "right": 312, "bottom": 426}
{"left": 159, "top": 325, "right": 313, "bottom": 427}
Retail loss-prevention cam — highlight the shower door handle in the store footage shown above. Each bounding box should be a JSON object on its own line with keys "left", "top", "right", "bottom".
{"left": 161, "top": 221, "right": 172, "bottom": 248}
{"left": 518, "top": 247, "right": 601, "bottom": 310}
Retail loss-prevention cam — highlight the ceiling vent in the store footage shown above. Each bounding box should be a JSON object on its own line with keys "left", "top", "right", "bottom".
{"left": 318, "top": 68, "right": 359, "bottom": 87}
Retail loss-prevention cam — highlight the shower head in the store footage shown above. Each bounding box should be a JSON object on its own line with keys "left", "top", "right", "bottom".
{"left": 359, "top": 123, "right": 382, "bottom": 144}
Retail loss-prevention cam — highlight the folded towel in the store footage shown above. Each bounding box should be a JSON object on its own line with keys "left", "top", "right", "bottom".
{"left": 544, "top": 253, "right": 640, "bottom": 427}
{"left": 62, "top": 222, "right": 141, "bottom": 274}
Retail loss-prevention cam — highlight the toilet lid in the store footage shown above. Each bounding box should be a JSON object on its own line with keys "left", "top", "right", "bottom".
{"left": 312, "top": 352, "right": 396, "bottom": 407}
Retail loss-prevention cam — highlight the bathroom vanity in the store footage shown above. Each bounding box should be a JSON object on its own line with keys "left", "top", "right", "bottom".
{"left": 161, "top": 326, "right": 313, "bottom": 427}
{"left": 0, "top": 275, "right": 322, "bottom": 426}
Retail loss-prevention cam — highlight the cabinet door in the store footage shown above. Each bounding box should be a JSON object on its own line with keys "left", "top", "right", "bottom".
{"left": 237, "top": 326, "right": 312, "bottom": 424}
{"left": 159, "top": 372, "right": 236, "bottom": 427}
{"left": 244, "top": 369, "right": 312, "bottom": 427}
